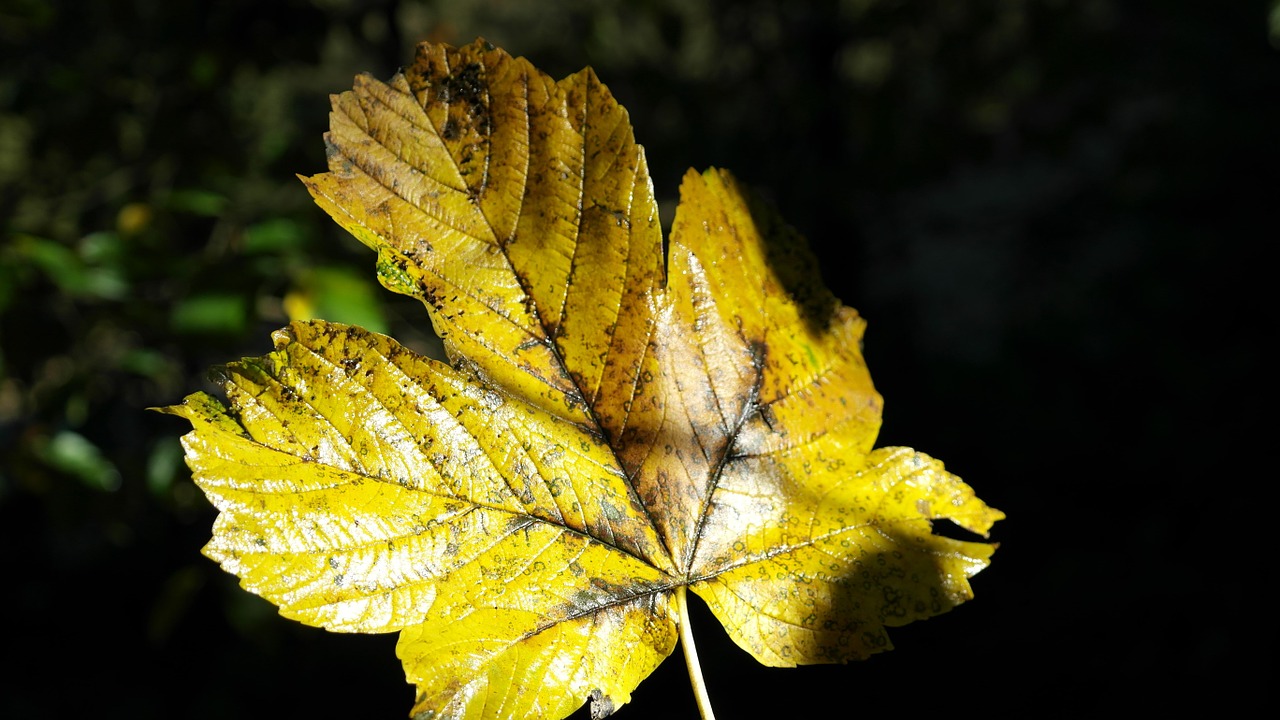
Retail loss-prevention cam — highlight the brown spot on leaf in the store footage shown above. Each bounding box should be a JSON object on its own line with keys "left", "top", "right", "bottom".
{"left": 589, "top": 688, "right": 616, "bottom": 719}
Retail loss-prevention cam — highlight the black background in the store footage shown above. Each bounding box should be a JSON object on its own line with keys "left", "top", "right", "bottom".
{"left": 1, "top": 1, "right": 1271, "bottom": 717}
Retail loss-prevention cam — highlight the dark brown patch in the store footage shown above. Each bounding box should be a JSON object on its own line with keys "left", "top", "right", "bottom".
{"left": 439, "top": 62, "right": 485, "bottom": 108}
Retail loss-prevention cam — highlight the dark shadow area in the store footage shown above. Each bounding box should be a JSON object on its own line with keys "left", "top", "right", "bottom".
{"left": 740, "top": 171, "right": 842, "bottom": 336}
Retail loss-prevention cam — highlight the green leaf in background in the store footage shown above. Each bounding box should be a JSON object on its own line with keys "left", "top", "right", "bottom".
{"left": 170, "top": 292, "right": 249, "bottom": 335}
{"left": 37, "top": 430, "right": 121, "bottom": 492}
{"left": 120, "top": 347, "right": 177, "bottom": 381}
{"left": 243, "top": 217, "right": 306, "bottom": 255}
{"left": 282, "top": 266, "right": 388, "bottom": 335}
{"left": 165, "top": 189, "right": 228, "bottom": 217}
{"left": 8, "top": 233, "right": 129, "bottom": 300}
{"left": 146, "top": 436, "right": 186, "bottom": 497}
{"left": 1271, "top": 1, "right": 1280, "bottom": 49}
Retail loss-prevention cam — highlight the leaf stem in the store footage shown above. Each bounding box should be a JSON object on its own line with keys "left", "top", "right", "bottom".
{"left": 676, "top": 585, "right": 717, "bottom": 720}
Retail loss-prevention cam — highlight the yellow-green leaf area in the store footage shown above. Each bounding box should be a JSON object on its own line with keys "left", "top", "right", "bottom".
{"left": 168, "top": 38, "right": 1002, "bottom": 720}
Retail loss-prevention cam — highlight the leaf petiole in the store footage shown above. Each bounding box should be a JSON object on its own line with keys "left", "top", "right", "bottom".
{"left": 676, "top": 585, "right": 717, "bottom": 720}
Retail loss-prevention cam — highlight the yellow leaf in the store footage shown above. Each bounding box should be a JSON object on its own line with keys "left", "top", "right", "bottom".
{"left": 164, "top": 38, "right": 1002, "bottom": 720}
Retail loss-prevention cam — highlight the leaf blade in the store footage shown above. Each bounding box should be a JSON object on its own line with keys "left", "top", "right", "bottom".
{"left": 692, "top": 447, "right": 1002, "bottom": 666}
{"left": 165, "top": 322, "right": 675, "bottom": 642}
{"left": 400, "top": 593, "right": 677, "bottom": 720}
{"left": 300, "top": 39, "right": 664, "bottom": 445}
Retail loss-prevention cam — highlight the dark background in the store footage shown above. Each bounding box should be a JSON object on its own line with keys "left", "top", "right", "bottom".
{"left": 1, "top": 0, "right": 1271, "bottom": 717}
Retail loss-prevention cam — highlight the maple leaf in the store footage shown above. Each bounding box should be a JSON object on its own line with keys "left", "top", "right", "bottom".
{"left": 163, "top": 39, "right": 1003, "bottom": 720}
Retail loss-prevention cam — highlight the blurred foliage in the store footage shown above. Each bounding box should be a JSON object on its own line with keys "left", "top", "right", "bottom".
{"left": 0, "top": 0, "right": 1273, "bottom": 717}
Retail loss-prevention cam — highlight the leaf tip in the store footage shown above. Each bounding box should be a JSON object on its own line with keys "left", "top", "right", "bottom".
{"left": 148, "top": 392, "right": 213, "bottom": 420}
{"left": 271, "top": 324, "right": 298, "bottom": 349}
